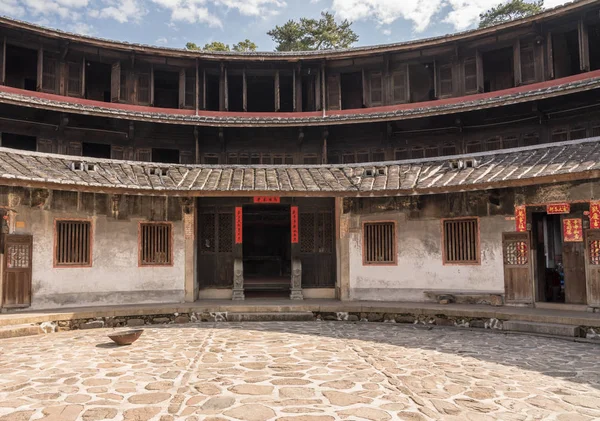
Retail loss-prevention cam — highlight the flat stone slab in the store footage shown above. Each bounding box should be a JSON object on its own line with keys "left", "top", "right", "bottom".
{"left": 0, "top": 324, "right": 42, "bottom": 339}
{"left": 227, "top": 312, "right": 315, "bottom": 322}
{"left": 503, "top": 320, "right": 583, "bottom": 337}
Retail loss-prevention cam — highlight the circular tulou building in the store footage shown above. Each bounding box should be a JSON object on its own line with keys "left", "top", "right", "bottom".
{"left": 1, "top": 0, "right": 600, "bottom": 312}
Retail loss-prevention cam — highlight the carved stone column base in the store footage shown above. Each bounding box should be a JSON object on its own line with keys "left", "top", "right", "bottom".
{"left": 232, "top": 258, "right": 245, "bottom": 301}
{"left": 290, "top": 258, "right": 303, "bottom": 300}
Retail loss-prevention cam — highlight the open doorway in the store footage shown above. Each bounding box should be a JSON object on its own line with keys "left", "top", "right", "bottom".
{"left": 482, "top": 47, "right": 514, "bottom": 92}
{"left": 242, "top": 204, "right": 291, "bottom": 297}
{"left": 341, "top": 72, "right": 363, "bottom": 109}
{"left": 532, "top": 212, "right": 586, "bottom": 304}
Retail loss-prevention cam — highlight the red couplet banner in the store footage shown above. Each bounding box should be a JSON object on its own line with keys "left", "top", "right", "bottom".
{"left": 235, "top": 207, "right": 243, "bottom": 244}
{"left": 291, "top": 206, "right": 299, "bottom": 244}
{"left": 515, "top": 206, "right": 527, "bottom": 232}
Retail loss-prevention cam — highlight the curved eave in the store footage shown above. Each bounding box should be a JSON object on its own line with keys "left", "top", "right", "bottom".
{"left": 0, "top": 0, "right": 594, "bottom": 61}
{"left": 1, "top": 71, "right": 600, "bottom": 127}
{"left": 0, "top": 138, "right": 598, "bottom": 197}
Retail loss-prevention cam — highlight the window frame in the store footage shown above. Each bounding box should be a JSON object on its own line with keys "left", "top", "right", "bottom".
{"left": 138, "top": 221, "right": 174, "bottom": 267}
{"left": 53, "top": 218, "right": 93, "bottom": 268}
{"left": 362, "top": 220, "right": 398, "bottom": 266}
{"left": 441, "top": 217, "right": 481, "bottom": 266}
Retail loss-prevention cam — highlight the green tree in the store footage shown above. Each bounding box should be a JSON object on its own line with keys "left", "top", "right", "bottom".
{"left": 232, "top": 39, "right": 258, "bottom": 52}
{"left": 186, "top": 40, "right": 258, "bottom": 52}
{"left": 267, "top": 11, "right": 358, "bottom": 52}
{"left": 479, "top": 0, "right": 544, "bottom": 28}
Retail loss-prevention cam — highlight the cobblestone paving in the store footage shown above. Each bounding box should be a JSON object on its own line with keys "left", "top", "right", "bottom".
{"left": 1, "top": 322, "right": 600, "bottom": 421}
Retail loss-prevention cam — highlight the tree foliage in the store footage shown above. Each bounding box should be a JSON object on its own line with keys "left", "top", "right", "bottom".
{"left": 267, "top": 11, "right": 358, "bottom": 51}
{"left": 479, "top": 0, "right": 544, "bottom": 28}
{"left": 185, "top": 40, "right": 257, "bottom": 52}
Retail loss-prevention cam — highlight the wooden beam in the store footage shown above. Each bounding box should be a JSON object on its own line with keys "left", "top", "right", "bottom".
{"left": 194, "top": 126, "right": 200, "bottom": 164}
{"left": 179, "top": 68, "right": 186, "bottom": 109}
{"left": 383, "top": 54, "right": 390, "bottom": 105}
{"left": 202, "top": 69, "right": 206, "bottom": 110}
{"left": 81, "top": 55, "right": 86, "bottom": 97}
{"left": 362, "top": 68, "right": 368, "bottom": 107}
{"left": 295, "top": 64, "right": 302, "bottom": 112}
{"left": 315, "top": 67, "right": 321, "bottom": 111}
{"left": 476, "top": 49, "right": 484, "bottom": 93}
{"left": 274, "top": 70, "right": 280, "bottom": 112}
{"left": 150, "top": 64, "right": 154, "bottom": 106}
{"left": 292, "top": 67, "right": 296, "bottom": 112}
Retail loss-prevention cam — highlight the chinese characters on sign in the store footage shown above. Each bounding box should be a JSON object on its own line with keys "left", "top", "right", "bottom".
{"left": 235, "top": 207, "right": 243, "bottom": 244}
{"left": 590, "top": 202, "right": 600, "bottom": 230}
{"left": 547, "top": 203, "right": 571, "bottom": 214}
{"left": 291, "top": 206, "right": 299, "bottom": 244}
{"left": 515, "top": 206, "right": 527, "bottom": 232}
{"left": 563, "top": 218, "right": 583, "bottom": 242}
{"left": 253, "top": 197, "right": 281, "bottom": 204}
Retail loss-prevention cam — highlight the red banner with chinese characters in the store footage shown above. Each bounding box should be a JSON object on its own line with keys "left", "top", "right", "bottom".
{"left": 547, "top": 203, "right": 571, "bottom": 214}
{"left": 515, "top": 206, "right": 527, "bottom": 232}
{"left": 291, "top": 206, "right": 299, "bottom": 244}
{"left": 563, "top": 218, "right": 583, "bottom": 242}
{"left": 253, "top": 197, "right": 281, "bottom": 204}
{"left": 590, "top": 202, "right": 600, "bottom": 230}
{"left": 235, "top": 207, "right": 243, "bottom": 244}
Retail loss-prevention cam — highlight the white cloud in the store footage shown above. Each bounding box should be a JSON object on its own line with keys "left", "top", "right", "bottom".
{"left": 155, "top": 36, "right": 168, "bottom": 44}
{"left": 331, "top": 0, "right": 571, "bottom": 33}
{"left": 69, "top": 21, "right": 94, "bottom": 34}
{"left": 0, "top": 0, "right": 26, "bottom": 17}
{"left": 95, "top": 0, "right": 146, "bottom": 23}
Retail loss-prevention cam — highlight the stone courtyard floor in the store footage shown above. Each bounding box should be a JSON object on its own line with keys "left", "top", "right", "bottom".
{"left": 1, "top": 323, "right": 600, "bottom": 421}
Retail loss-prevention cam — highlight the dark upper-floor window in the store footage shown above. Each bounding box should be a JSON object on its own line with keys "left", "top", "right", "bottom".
{"left": 439, "top": 64, "right": 453, "bottom": 98}
{"left": 520, "top": 41, "right": 536, "bottom": 84}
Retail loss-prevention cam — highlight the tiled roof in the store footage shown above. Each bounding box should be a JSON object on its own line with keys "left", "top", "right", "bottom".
{"left": 1, "top": 71, "right": 599, "bottom": 127}
{"left": 0, "top": 0, "right": 591, "bottom": 60}
{"left": 0, "top": 138, "right": 599, "bottom": 196}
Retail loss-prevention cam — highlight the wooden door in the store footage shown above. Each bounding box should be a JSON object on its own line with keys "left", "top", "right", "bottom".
{"left": 585, "top": 230, "right": 600, "bottom": 308}
{"left": 563, "top": 241, "right": 587, "bottom": 304}
{"left": 197, "top": 209, "right": 234, "bottom": 288}
{"left": 503, "top": 232, "right": 533, "bottom": 304}
{"left": 299, "top": 209, "right": 335, "bottom": 288}
{"left": 2, "top": 235, "right": 33, "bottom": 308}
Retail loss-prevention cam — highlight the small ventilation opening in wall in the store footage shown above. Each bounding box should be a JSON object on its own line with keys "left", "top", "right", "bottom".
{"left": 86, "top": 164, "right": 96, "bottom": 172}
{"left": 71, "top": 162, "right": 83, "bottom": 171}
{"left": 449, "top": 160, "right": 462, "bottom": 170}
{"left": 465, "top": 159, "right": 478, "bottom": 169}
{"left": 149, "top": 168, "right": 169, "bottom": 177}
{"left": 377, "top": 168, "right": 386, "bottom": 176}
{"left": 365, "top": 169, "right": 375, "bottom": 177}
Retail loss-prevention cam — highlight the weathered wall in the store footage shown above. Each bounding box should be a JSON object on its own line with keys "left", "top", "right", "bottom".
{"left": 5, "top": 189, "right": 185, "bottom": 309}
{"left": 345, "top": 212, "right": 511, "bottom": 301}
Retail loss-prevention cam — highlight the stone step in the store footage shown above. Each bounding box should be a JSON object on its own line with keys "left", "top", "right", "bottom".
{"left": 227, "top": 312, "right": 314, "bottom": 322}
{"left": 503, "top": 320, "right": 584, "bottom": 338}
{"left": 0, "top": 324, "right": 43, "bottom": 339}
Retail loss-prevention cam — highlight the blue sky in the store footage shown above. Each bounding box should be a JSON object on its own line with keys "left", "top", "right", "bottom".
{"left": 0, "top": 0, "right": 570, "bottom": 51}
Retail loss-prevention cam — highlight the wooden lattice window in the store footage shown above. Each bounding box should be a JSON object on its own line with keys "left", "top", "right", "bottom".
{"left": 363, "top": 222, "right": 396, "bottom": 265}
{"left": 300, "top": 212, "right": 334, "bottom": 254}
{"left": 570, "top": 127, "right": 587, "bottom": 140}
{"left": 370, "top": 72, "right": 383, "bottom": 106}
{"left": 442, "top": 143, "right": 457, "bottom": 156}
{"left": 138, "top": 72, "right": 151, "bottom": 105}
{"left": 589, "top": 240, "right": 600, "bottom": 265}
{"left": 119, "top": 70, "right": 127, "bottom": 101}
{"left": 523, "top": 133, "right": 540, "bottom": 146}
{"left": 139, "top": 223, "right": 173, "bottom": 266}
{"left": 371, "top": 149, "right": 386, "bottom": 162}
{"left": 203, "top": 154, "right": 219, "bottom": 164}
{"left": 442, "top": 218, "right": 480, "bottom": 265}
{"left": 67, "top": 61, "right": 82, "bottom": 96}
{"left": 395, "top": 148, "right": 409, "bottom": 160}
{"left": 42, "top": 57, "right": 57, "bottom": 92}
{"left": 356, "top": 151, "right": 369, "bottom": 163}
{"left": 425, "top": 146, "right": 439, "bottom": 158}
{"left": 272, "top": 154, "right": 293, "bottom": 165}
{"left": 466, "top": 140, "right": 482, "bottom": 154}
{"left": 218, "top": 214, "right": 233, "bottom": 253}
{"left": 439, "top": 64, "right": 453, "bottom": 97}
{"left": 342, "top": 152, "right": 356, "bottom": 164}
{"left": 464, "top": 57, "right": 477, "bottom": 93}
{"left": 551, "top": 128, "right": 568, "bottom": 143}
{"left": 503, "top": 136, "right": 518, "bottom": 149}
{"left": 199, "top": 212, "right": 233, "bottom": 254}
{"left": 592, "top": 126, "right": 600, "bottom": 137}
{"left": 392, "top": 69, "right": 407, "bottom": 103}
{"left": 504, "top": 240, "right": 528, "bottom": 265}
{"left": 520, "top": 41, "right": 536, "bottom": 83}
{"left": 303, "top": 154, "right": 319, "bottom": 165}
{"left": 412, "top": 147, "right": 425, "bottom": 159}
{"left": 485, "top": 137, "right": 502, "bottom": 151}
{"left": 55, "top": 220, "right": 92, "bottom": 267}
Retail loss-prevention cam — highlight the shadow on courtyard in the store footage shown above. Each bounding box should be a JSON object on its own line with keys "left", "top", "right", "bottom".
{"left": 102, "top": 321, "right": 600, "bottom": 392}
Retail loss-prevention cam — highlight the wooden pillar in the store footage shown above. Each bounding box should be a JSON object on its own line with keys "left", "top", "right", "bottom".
{"left": 546, "top": 32, "right": 555, "bottom": 80}
{"left": 36, "top": 47, "right": 43, "bottom": 91}
{"left": 578, "top": 18, "right": 590, "bottom": 72}
{"left": 383, "top": 54, "right": 390, "bottom": 105}
{"left": 242, "top": 68, "right": 247, "bottom": 112}
{"left": 219, "top": 62, "right": 227, "bottom": 111}
{"left": 513, "top": 39, "right": 522, "bottom": 86}
{"left": 274, "top": 70, "right": 280, "bottom": 112}
{"left": 202, "top": 70, "right": 206, "bottom": 110}
{"left": 290, "top": 205, "right": 303, "bottom": 300}
{"left": 321, "top": 64, "right": 326, "bottom": 115}
{"left": 183, "top": 199, "right": 197, "bottom": 303}
{"left": 362, "top": 68, "right": 368, "bottom": 107}
{"left": 232, "top": 206, "right": 245, "bottom": 300}
{"left": 149, "top": 65, "right": 155, "bottom": 106}
{"left": 179, "top": 68, "right": 186, "bottom": 109}
{"left": 81, "top": 56, "right": 86, "bottom": 97}
{"left": 315, "top": 66, "right": 321, "bottom": 111}
{"left": 194, "top": 126, "right": 200, "bottom": 164}
{"left": 0, "top": 37, "right": 5, "bottom": 85}
{"left": 195, "top": 59, "right": 199, "bottom": 114}
{"left": 322, "top": 128, "right": 328, "bottom": 164}
{"left": 335, "top": 197, "right": 349, "bottom": 301}
{"left": 292, "top": 68, "right": 296, "bottom": 112}
{"left": 295, "top": 64, "right": 302, "bottom": 112}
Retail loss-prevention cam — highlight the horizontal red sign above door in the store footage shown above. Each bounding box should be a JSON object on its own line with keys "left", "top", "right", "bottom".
{"left": 547, "top": 203, "right": 570, "bottom": 215}
{"left": 254, "top": 197, "right": 281, "bottom": 204}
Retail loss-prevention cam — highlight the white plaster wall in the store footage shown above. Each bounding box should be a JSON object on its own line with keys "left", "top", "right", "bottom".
{"left": 348, "top": 213, "right": 512, "bottom": 301}
{"left": 15, "top": 208, "right": 185, "bottom": 309}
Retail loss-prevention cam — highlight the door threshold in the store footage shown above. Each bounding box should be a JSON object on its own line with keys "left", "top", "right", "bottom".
{"left": 535, "top": 302, "right": 588, "bottom": 312}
